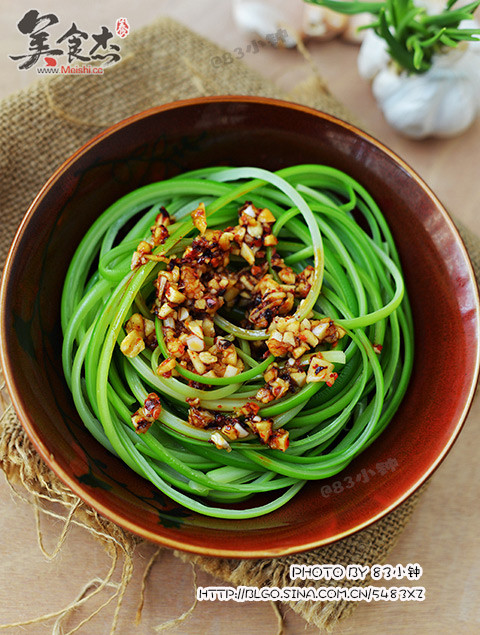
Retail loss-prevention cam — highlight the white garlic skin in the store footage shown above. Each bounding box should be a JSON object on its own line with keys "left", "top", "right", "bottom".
{"left": 357, "top": 29, "right": 390, "bottom": 79}
{"left": 358, "top": 29, "right": 480, "bottom": 139}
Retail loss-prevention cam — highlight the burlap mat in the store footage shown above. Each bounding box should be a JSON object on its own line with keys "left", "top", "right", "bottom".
{"left": 0, "top": 16, "right": 474, "bottom": 633}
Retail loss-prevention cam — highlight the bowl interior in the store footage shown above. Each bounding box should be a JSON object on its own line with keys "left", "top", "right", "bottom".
{"left": 1, "top": 97, "right": 478, "bottom": 557}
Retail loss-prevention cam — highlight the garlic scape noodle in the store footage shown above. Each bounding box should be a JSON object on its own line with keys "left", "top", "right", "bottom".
{"left": 61, "top": 165, "right": 413, "bottom": 519}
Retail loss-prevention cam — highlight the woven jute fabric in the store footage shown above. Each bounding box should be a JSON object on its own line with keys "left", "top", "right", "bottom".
{"left": 0, "top": 16, "right": 473, "bottom": 632}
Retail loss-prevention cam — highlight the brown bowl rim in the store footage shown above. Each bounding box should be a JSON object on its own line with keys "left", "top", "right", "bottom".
{"left": 1, "top": 95, "right": 479, "bottom": 557}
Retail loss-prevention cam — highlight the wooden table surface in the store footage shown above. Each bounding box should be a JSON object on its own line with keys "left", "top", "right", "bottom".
{"left": 1, "top": 1, "right": 479, "bottom": 634}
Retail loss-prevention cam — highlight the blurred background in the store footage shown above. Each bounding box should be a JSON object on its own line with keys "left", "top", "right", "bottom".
{"left": 2, "top": 0, "right": 480, "bottom": 234}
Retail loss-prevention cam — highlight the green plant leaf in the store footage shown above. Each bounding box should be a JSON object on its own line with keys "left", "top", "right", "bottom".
{"left": 357, "top": 20, "right": 379, "bottom": 31}
{"left": 396, "top": 7, "right": 426, "bottom": 38}
{"left": 411, "top": 39, "right": 424, "bottom": 69}
{"left": 304, "top": 0, "right": 384, "bottom": 15}
{"left": 439, "top": 32, "right": 460, "bottom": 46}
{"left": 386, "top": 0, "right": 399, "bottom": 28}
{"left": 422, "top": 0, "right": 480, "bottom": 27}
{"left": 444, "top": 27, "right": 480, "bottom": 36}
{"left": 378, "top": 7, "right": 417, "bottom": 72}
{"left": 417, "top": 27, "right": 446, "bottom": 48}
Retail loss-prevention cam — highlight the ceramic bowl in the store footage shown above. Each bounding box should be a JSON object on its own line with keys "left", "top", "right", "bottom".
{"left": 1, "top": 96, "right": 479, "bottom": 557}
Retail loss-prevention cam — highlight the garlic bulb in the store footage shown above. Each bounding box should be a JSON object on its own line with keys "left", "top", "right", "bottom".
{"left": 232, "top": 0, "right": 298, "bottom": 47}
{"left": 341, "top": 12, "right": 373, "bottom": 44}
{"left": 358, "top": 29, "right": 480, "bottom": 138}
{"left": 357, "top": 29, "right": 390, "bottom": 78}
{"left": 302, "top": 4, "right": 348, "bottom": 41}
{"left": 301, "top": 2, "right": 372, "bottom": 44}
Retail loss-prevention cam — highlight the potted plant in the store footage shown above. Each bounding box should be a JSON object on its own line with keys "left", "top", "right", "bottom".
{"left": 304, "top": 0, "right": 480, "bottom": 138}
